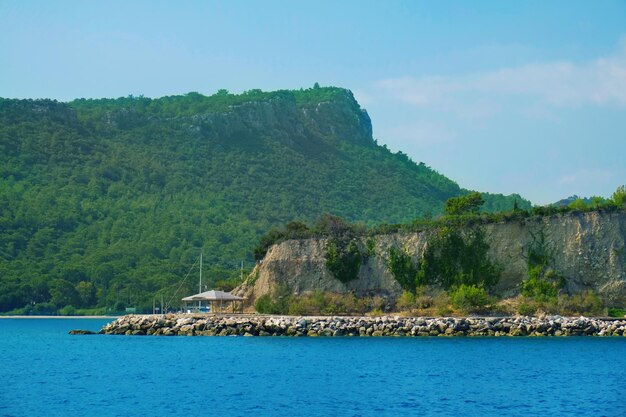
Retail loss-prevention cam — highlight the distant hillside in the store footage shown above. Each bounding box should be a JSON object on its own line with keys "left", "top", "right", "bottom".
{"left": 0, "top": 86, "right": 529, "bottom": 313}
{"left": 552, "top": 195, "right": 597, "bottom": 207}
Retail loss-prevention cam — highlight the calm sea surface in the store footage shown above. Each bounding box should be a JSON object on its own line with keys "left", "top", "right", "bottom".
{"left": 0, "top": 318, "right": 625, "bottom": 417}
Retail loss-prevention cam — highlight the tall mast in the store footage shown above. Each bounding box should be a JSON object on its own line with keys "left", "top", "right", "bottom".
{"left": 199, "top": 251, "right": 203, "bottom": 310}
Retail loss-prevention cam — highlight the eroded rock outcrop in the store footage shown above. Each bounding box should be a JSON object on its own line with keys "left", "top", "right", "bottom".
{"left": 234, "top": 211, "right": 626, "bottom": 304}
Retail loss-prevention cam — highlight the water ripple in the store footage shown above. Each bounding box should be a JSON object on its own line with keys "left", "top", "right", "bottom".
{"left": 1, "top": 319, "right": 625, "bottom": 417}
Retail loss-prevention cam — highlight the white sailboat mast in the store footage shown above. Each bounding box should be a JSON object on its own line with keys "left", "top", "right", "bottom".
{"left": 199, "top": 251, "right": 203, "bottom": 309}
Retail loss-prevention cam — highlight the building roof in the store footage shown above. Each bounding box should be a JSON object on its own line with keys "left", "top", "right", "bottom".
{"left": 181, "top": 290, "right": 245, "bottom": 302}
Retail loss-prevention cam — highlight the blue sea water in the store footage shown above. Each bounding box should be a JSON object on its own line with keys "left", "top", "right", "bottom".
{"left": 0, "top": 319, "right": 625, "bottom": 417}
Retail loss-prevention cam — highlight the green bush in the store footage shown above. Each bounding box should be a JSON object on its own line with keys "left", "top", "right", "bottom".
{"left": 365, "top": 238, "right": 376, "bottom": 256}
{"left": 253, "top": 221, "right": 312, "bottom": 260}
{"left": 2, "top": 306, "right": 29, "bottom": 316}
{"left": 387, "top": 248, "right": 419, "bottom": 292}
{"left": 213, "top": 279, "right": 239, "bottom": 292}
{"left": 612, "top": 185, "right": 626, "bottom": 207}
{"left": 517, "top": 299, "right": 539, "bottom": 316}
{"left": 59, "top": 305, "right": 77, "bottom": 316}
{"left": 608, "top": 308, "right": 626, "bottom": 318}
{"left": 558, "top": 291, "right": 604, "bottom": 316}
{"left": 287, "top": 296, "right": 312, "bottom": 316}
{"left": 418, "top": 227, "right": 501, "bottom": 290}
{"left": 521, "top": 229, "right": 564, "bottom": 301}
{"left": 4, "top": 302, "right": 65, "bottom": 316}
{"left": 29, "top": 302, "right": 57, "bottom": 316}
{"left": 254, "top": 294, "right": 274, "bottom": 314}
{"left": 450, "top": 284, "right": 492, "bottom": 313}
{"left": 515, "top": 291, "right": 605, "bottom": 316}
{"left": 568, "top": 198, "right": 588, "bottom": 211}
{"left": 368, "top": 308, "right": 384, "bottom": 316}
{"left": 288, "top": 290, "right": 328, "bottom": 315}
{"left": 324, "top": 238, "right": 362, "bottom": 283}
{"left": 395, "top": 290, "right": 415, "bottom": 311}
{"left": 74, "top": 307, "right": 108, "bottom": 316}
{"left": 415, "top": 292, "right": 434, "bottom": 309}
{"left": 253, "top": 286, "right": 292, "bottom": 315}
{"left": 434, "top": 292, "right": 452, "bottom": 316}
{"left": 113, "top": 301, "right": 126, "bottom": 312}
{"left": 286, "top": 291, "right": 371, "bottom": 316}
{"left": 520, "top": 274, "right": 559, "bottom": 301}
{"left": 444, "top": 192, "right": 484, "bottom": 216}
{"left": 314, "top": 213, "right": 353, "bottom": 236}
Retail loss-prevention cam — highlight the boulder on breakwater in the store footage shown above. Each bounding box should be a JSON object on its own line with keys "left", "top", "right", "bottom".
{"left": 99, "top": 314, "right": 626, "bottom": 337}
{"left": 69, "top": 329, "right": 96, "bottom": 335}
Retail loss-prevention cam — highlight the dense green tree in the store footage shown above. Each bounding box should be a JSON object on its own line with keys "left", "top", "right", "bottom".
{"left": 612, "top": 185, "right": 626, "bottom": 207}
{"left": 568, "top": 198, "right": 587, "bottom": 211}
{"left": 444, "top": 192, "right": 485, "bottom": 216}
{"left": 49, "top": 279, "right": 80, "bottom": 308}
{"left": 75, "top": 281, "right": 96, "bottom": 307}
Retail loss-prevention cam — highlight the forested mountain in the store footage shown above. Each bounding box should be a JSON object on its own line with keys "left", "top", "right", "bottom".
{"left": 0, "top": 86, "right": 529, "bottom": 313}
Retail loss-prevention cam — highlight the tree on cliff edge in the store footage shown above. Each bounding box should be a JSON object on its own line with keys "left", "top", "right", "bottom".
{"left": 612, "top": 185, "right": 626, "bottom": 207}
{"left": 444, "top": 192, "right": 485, "bottom": 216}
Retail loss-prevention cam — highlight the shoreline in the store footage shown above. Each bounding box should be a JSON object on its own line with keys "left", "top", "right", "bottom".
{"left": 98, "top": 314, "right": 626, "bottom": 337}
{"left": 0, "top": 315, "right": 117, "bottom": 319}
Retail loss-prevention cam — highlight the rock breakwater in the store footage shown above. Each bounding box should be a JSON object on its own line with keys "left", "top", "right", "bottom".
{"left": 100, "top": 314, "right": 626, "bottom": 337}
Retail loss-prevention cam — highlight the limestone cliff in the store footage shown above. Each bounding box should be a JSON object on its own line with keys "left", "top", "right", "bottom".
{"left": 234, "top": 211, "right": 626, "bottom": 305}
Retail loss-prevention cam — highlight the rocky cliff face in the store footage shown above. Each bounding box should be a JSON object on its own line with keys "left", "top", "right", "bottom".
{"left": 185, "top": 91, "right": 374, "bottom": 153}
{"left": 235, "top": 211, "right": 626, "bottom": 305}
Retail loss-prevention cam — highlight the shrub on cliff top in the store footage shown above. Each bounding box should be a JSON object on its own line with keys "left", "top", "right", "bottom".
{"left": 253, "top": 221, "right": 311, "bottom": 260}
{"left": 444, "top": 192, "right": 484, "bottom": 216}
{"left": 612, "top": 185, "right": 626, "bottom": 207}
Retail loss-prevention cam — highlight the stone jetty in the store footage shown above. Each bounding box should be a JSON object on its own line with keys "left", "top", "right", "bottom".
{"left": 98, "top": 314, "right": 626, "bottom": 337}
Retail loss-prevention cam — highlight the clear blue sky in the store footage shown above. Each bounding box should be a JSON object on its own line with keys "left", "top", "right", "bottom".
{"left": 1, "top": 1, "right": 625, "bottom": 204}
